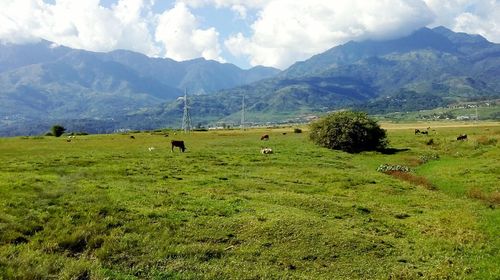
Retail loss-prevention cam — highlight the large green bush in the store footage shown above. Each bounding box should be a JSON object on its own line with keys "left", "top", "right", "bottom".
{"left": 309, "top": 111, "right": 387, "bottom": 153}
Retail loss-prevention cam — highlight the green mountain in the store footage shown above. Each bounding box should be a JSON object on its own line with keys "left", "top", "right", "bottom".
{"left": 0, "top": 41, "right": 280, "bottom": 136}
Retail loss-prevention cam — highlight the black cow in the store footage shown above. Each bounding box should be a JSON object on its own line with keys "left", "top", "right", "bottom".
{"left": 171, "top": 140, "right": 186, "bottom": 152}
{"left": 457, "top": 134, "right": 467, "bottom": 141}
{"left": 415, "top": 129, "right": 428, "bottom": 135}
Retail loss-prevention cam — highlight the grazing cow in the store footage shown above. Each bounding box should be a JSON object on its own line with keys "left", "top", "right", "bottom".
{"left": 415, "top": 129, "right": 429, "bottom": 135}
{"left": 260, "top": 134, "right": 269, "bottom": 141}
{"left": 171, "top": 140, "right": 186, "bottom": 152}
{"left": 457, "top": 134, "right": 467, "bottom": 141}
{"left": 260, "top": 147, "right": 273, "bottom": 154}
{"left": 130, "top": 135, "right": 135, "bottom": 139}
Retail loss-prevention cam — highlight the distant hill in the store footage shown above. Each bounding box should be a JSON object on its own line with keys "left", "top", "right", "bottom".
{"left": 0, "top": 41, "right": 280, "bottom": 136}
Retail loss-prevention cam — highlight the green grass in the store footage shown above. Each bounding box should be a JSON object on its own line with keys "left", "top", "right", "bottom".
{"left": 0, "top": 124, "right": 499, "bottom": 279}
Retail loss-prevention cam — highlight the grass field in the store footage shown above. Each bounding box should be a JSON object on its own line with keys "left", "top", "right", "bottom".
{"left": 0, "top": 122, "right": 499, "bottom": 279}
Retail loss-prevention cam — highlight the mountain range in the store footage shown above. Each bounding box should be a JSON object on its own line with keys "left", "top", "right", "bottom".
{"left": 0, "top": 40, "right": 279, "bottom": 136}
{"left": 1, "top": 26, "right": 499, "bottom": 136}
{"left": 124, "top": 26, "right": 499, "bottom": 129}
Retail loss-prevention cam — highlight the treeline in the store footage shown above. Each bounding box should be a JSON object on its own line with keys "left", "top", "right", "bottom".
{"left": 0, "top": 119, "right": 120, "bottom": 137}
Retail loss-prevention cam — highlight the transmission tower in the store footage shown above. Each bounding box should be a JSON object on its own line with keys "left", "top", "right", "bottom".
{"left": 182, "top": 89, "right": 192, "bottom": 133}
{"left": 240, "top": 95, "right": 245, "bottom": 130}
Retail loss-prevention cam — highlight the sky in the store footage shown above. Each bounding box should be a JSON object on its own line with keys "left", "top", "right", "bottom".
{"left": 0, "top": 0, "right": 499, "bottom": 69}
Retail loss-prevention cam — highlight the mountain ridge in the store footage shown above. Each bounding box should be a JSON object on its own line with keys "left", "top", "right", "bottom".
{"left": 137, "top": 26, "right": 499, "bottom": 128}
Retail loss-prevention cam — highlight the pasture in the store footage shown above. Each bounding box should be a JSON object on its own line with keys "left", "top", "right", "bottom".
{"left": 0, "top": 123, "right": 499, "bottom": 279}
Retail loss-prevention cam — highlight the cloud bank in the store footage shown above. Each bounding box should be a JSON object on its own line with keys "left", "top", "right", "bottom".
{"left": 0, "top": 0, "right": 499, "bottom": 69}
{"left": 225, "top": 0, "right": 435, "bottom": 68}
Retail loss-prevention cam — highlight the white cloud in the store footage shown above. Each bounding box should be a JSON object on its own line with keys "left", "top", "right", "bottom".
{"left": 177, "top": 0, "right": 269, "bottom": 19}
{"left": 225, "top": 0, "right": 435, "bottom": 68}
{"left": 178, "top": 0, "right": 270, "bottom": 9}
{"left": 230, "top": 4, "right": 247, "bottom": 19}
{"left": 0, "top": 0, "right": 498, "bottom": 69}
{"left": 424, "top": 0, "right": 500, "bottom": 43}
{"left": 0, "top": 0, "right": 46, "bottom": 44}
{"left": 154, "top": 2, "right": 224, "bottom": 61}
{"left": 0, "top": 0, "right": 159, "bottom": 56}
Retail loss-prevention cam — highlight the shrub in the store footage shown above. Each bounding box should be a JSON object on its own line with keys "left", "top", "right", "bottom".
{"left": 377, "top": 164, "right": 411, "bottom": 173}
{"left": 309, "top": 111, "right": 387, "bottom": 153}
{"left": 51, "top": 125, "right": 66, "bottom": 137}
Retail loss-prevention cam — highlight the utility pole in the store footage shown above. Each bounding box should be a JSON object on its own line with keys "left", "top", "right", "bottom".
{"left": 182, "top": 89, "right": 192, "bottom": 133}
{"left": 241, "top": 95, "right": 245, "bottom": 130}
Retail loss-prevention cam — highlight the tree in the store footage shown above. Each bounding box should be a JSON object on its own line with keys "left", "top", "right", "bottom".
{"left": 309, "top": 111, "right": 387, "bottom": 153}
{"left": 51, "top": 125, "right": 66, "bottom": 137}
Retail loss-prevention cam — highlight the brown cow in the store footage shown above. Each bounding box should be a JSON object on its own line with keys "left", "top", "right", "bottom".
{"left": 171, "top": 140, "right": 186, "bottom": 152}
{"left": 260, "top": 134, "right": 269, "bottom": 141}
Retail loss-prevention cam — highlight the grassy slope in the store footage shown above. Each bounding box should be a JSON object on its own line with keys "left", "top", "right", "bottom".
{"left": 0, "top": 123, "right": 498, "bottom": 279}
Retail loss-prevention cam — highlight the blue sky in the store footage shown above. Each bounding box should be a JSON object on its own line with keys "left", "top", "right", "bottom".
{"left": 1, "top": 0, "right": 499, "bottom": 69}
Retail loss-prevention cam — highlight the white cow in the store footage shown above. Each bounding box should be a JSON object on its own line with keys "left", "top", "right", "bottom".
{"left": 260, "top": 147, "right": 273, "bottom": 154}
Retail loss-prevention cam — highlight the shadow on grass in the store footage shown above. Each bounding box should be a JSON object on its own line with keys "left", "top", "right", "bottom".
{"left": 377, "top": 148, "right": 410, "bottom": 155}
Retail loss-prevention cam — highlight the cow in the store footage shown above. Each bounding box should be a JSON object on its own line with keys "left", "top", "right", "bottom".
{"left": 415, "top": 129, "right": 429, "bottom": 135}
{"left": 130, "top": 135, "right": 135, "bottom": 139}
{"left": 171, "top": 140, "right": 186, "bottom": 152}
{"left": 457, "top": 134, "right": 467, "bottom": 141}
{"left": 260, "top": 147, "right": 273, "bottom": 154}
{"left": 260, "top": 134, "right": 269, "bottom": 141}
